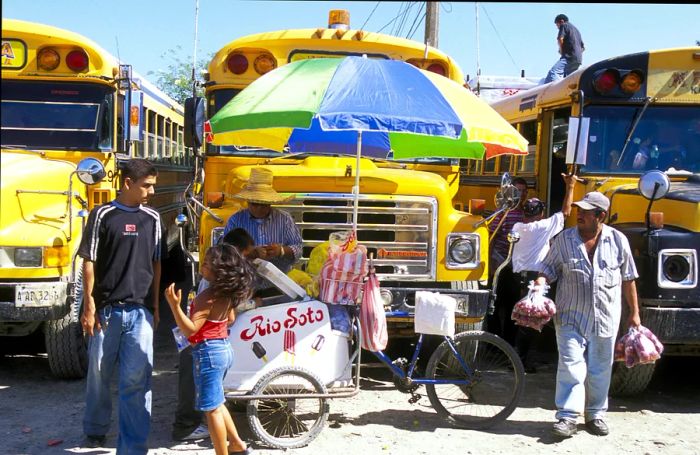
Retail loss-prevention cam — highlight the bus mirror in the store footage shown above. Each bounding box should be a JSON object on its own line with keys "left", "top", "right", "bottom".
{"left": 565, "top": 116, "right": 590, "bottom": 165}
{"left": 184, "top": 97, "right": 205, "bottom": 148}
{"left": 75, "top": 158, "right": 106, "bottom": 185}
{"left": 638, "top": 170, "right": 670, "bottom": 201}
{"left": 500, "top": 172, "right": 512, "bottom": 188}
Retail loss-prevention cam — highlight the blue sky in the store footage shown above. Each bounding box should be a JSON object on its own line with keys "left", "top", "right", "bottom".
{"left": 3, "top": 1, "right": 699, "bottom": 81}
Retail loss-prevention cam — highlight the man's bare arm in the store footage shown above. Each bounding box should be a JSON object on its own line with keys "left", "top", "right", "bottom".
{"left": 622, "top": 280, "right": 641, "bottom": 328}
{"left": 80, "top": 260, "right": 100, "bottom": 336}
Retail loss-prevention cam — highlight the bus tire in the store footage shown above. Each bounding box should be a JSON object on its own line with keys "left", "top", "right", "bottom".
{"left": 44, "top": 263, "right": 88, "bottom": 379}
{"left": 451, "top": 280, "right": 484, "bottom": 332}
{"left": 609, "top": 361, "right": 656, "bottom": 397}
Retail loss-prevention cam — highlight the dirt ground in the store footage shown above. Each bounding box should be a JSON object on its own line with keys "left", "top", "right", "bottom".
{"left": 1, "top": 311, "right": 699, "bottom": 455}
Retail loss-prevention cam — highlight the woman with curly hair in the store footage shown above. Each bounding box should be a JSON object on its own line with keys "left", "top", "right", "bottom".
{"left": 166, "top": 244, "right": 255, "bottom": 455}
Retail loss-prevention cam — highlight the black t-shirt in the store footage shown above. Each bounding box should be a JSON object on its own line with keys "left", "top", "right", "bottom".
{"left": 558, "top": 22, "right": 584, "bottom": 63}
{"left": 77, "top": 200, "right": 165, "bottom": 311}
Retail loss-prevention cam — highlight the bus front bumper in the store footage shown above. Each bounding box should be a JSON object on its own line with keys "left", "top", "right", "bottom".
{"left": 0, "top": 281, "right": 71, "bottom": 321}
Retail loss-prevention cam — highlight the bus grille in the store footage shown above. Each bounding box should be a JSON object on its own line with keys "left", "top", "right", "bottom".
{"left": 277, "top": 194, "right": 437, "bottom": 280}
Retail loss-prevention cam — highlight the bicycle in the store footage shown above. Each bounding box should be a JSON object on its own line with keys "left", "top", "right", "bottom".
{"left": 229, "top": 307, "right": 524, "bottom": 449}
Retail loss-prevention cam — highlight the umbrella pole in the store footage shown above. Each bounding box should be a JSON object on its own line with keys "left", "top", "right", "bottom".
{"left": 352, "top": 130, "right": 363, "bottom": 232}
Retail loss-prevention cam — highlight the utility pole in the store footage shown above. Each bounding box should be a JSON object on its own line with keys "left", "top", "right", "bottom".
{"left": 425, "top": 2, "right": 439, "bottom": 48}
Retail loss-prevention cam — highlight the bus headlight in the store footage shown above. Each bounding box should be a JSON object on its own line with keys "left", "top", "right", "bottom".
{"left": 211, "top": 227, "right": 225, "bottom": 247}
{"left": 446, "top": 234, "right": 480, "bottom": 269}
{"left": 15, "top": 248, "right": 43, "bottom": 267}
{"left": 658, "top": 249, "right": 697, "bottom": 289}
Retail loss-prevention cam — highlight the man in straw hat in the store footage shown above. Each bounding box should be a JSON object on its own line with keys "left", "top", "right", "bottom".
{"left": 536, "top": 191, "right": 641, "bottom": 439}
{"left": 223, "top": 167, "right": 302, "bottom": 273}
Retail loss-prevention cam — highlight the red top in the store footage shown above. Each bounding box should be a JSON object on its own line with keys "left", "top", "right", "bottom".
{"left": 187, "top": 301, "right": 229, "bottom": 344}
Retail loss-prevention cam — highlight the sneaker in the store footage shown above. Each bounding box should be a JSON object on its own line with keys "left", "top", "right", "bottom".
{"left": 85, "top": 434, "right": 106, "bottom": 448}
{"left": 586, "top": 419, "right": 609, "bottom": 436}
{"left": 551, "top": 419, "right": 577, "bottom": 438}
{"left": 179, "top": 424, "right": 209, "bottom": 441}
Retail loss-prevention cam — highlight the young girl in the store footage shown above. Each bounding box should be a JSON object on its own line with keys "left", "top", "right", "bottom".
{"left": 166, "top": 244, "right": 255, "bottom": 455}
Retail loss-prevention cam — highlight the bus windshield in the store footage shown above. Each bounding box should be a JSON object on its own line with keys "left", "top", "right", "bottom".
{"left": 1, "top": 80, "right": 113, "bottom": 151}
{"left": 582, "top": 105, "right": 700, "bottom": 175}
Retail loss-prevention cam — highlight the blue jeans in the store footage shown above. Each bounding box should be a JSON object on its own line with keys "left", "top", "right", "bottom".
{"left": 84, "top": 304, "right": 154, "bottom": 455}
{"left": 544, "top": 56, "right": 581, "bottom": 83}
{"left": 554, "top": 324, "right": 615, "bottom": 422}
{"left": 192, "top": 339, "right": 233, "bottom": 412}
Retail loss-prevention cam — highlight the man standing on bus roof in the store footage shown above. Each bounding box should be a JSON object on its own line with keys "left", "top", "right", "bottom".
{"left": 536, "top": 191, "right": 641, "bottom": 438}
{"left": 544, "top": 14, "right": 585, "bottom": 83}
{"left": 79, "top": 159, "right": 164, "bottom": 453}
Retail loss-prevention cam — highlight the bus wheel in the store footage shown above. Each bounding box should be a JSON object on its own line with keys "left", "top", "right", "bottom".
{"left": 609, "top": 361, "right": 656, "bottom": 397}
{"left": 44, "top": 263, "right": 88, "bottom": 379}
{"left": 451, "top": 281, "right": 484, "bottom": 332}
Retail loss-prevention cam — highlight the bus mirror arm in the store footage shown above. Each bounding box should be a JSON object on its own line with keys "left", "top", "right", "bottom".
{"left": 189, "top": 196, "right": 224, "bottom": 224}
{"left": 489, "top": 232, "right": 520, "bottom": 315}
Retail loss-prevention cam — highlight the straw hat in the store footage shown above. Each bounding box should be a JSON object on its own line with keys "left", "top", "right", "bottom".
{"left": 233, "top": 168, "right": 294, "bottom": 204}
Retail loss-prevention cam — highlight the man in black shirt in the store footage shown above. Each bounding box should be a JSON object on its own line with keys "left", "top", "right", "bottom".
{"left": 544, "top": 14, "right": 585, "bottom": 83}
{"left": 78, "top": 159, "right": 163, "bottom": 454}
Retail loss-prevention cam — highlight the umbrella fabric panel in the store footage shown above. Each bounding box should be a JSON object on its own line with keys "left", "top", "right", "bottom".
{"left": 390, "top": 129, "right": 486, "bottom": 160}
{"left": 422, "top": 71, "right": 529, "bottom": 158}
{"left": 288, "top": 117, "right": 392, "bottom": 157}
{"left": 317, "top": 57, "right": 463, "bottom": 138}
{"left": 209, "top": 58, "right": 341, "bottom": 133}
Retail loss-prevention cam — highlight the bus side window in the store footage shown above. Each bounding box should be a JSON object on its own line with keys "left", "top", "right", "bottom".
{"left": 517, "top": 121, "right": 537, "bottom": 174}
{"left": 482, "top": 156, "right": 497, "bottom": 174}
{"left": 549, "top": 111, "right": 570, "bottom": 213}
{"left": 117, "top": 94, "right": 125, "bottom": 153}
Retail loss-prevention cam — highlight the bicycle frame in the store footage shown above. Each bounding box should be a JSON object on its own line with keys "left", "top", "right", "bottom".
{"left": 371, "top": 334, "right": 474, "bottom": 386}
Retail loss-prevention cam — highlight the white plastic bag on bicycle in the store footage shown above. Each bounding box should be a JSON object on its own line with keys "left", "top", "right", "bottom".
{"left": 414, "top": 291, "right": 456, "bottom": 337}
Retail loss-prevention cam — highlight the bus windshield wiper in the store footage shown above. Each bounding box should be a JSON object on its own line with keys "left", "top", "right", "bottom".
{"left": 616, "top": 96, "right": 654, "bottom": 167}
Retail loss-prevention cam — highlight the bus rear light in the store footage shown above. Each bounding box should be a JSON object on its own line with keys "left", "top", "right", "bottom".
{"left": 37, "top": 48, "right": 60, "bottom": 71}
{"left": 66, "top": 49, "right": 89, "bottom": 72}
{"left": 620, "top": 69, "right": 644, "bottom": 93}
{"left": 253, "top": 54, "right": 277, "bottom": 75}
{"left": 426, "top": 63, "right": 447, "bottom": 77}
{"left": 592, "top": 68, "right": 620, "bottom": 94}
{"left": 226, "top": 53, "right": 249, "bottom": 74}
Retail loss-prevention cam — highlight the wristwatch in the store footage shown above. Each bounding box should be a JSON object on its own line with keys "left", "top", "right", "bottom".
{"left": 279, "top": 245, "right": 285, "bottom": 258}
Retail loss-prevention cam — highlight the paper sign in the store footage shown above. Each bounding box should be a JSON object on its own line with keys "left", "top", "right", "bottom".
{"left": 566, "top": 117, "right": 590, "bottom": 165}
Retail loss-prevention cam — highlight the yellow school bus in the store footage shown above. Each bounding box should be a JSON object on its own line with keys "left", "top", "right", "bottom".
{"left": 0, "top": 19, "right": 193, "bottom": 378}
{"left": 480, "top": 47, "right": 700, "bottom": 394}
{"left": 186, "top": 10, "right": 492, "bottom": 336}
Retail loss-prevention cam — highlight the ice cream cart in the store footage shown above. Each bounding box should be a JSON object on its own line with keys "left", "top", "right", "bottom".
{"left": 224, "top": 260, "right": 362, "bottom": 449}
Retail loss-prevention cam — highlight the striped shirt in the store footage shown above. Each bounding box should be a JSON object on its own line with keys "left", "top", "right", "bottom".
{"left": 223, "top": 208, "right": 303, "bottom": 273}
{"left": 538, "top": 224, "right": 638, "bottom": 337}
{"left": 488, "top": 208, "right": 524, "bottom": 259}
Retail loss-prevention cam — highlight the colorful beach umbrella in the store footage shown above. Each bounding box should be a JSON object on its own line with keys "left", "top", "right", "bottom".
{"left": 208, "top": 56, "right": 528, "bottom": 160}
{"left": 207, "top": 56, "right": 528, "bottom": 228}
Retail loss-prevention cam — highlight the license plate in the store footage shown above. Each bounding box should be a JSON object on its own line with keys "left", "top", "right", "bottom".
{"left": 15, "top": 283, "right": 68, "bottom": 307}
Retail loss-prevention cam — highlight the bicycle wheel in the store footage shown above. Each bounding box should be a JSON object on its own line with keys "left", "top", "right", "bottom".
{"left": 247, "top": 366, "right": 329, "bottom": 449}
{"left": 425, "top": 330, "right": 524, "bottom": 429}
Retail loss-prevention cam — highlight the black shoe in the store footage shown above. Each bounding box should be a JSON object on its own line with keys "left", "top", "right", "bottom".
{"left": 85, "top": 435, "right": 106, "bottom": 448}
{"left": 586, "top": 419, "right": 609, "bottom": 436}
{"left": 551, "top": 419, "right": 577, "bottom": 438}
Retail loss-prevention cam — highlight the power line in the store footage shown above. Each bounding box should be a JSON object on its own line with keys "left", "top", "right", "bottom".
{"left": 480, "top": 4, "right": 519, "bottom": 71}
{"left": 407, "top": 12, "right": 426, "bottom": 41}
{"left": 398, "top": 2, "right": 419, "bottom": 36}
{"left": 392, "top": 2, "right": 412, "bottom": 36}
{"left": 377, "top": 2, "right": 408, "bottom": 34}
{"left": 360, "top": 2, "right": 381, "bottom": 30}
{"left": 406, "top": 3, "right": 426, "bottom": 40}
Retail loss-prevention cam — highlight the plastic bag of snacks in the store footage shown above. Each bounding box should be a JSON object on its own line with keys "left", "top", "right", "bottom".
{"left": 306, "top": 241, "right": 330, "bottom": 277}
{"left": 511, "top": 281, "right": 556, "bottom": 332}
{"left": 614, "top": 325, "right": 664, "bottom": 368}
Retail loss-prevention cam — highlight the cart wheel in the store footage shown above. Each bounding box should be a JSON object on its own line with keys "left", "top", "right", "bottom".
{"left": 247, "top": 366, "right": 329, "bottom": 449}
